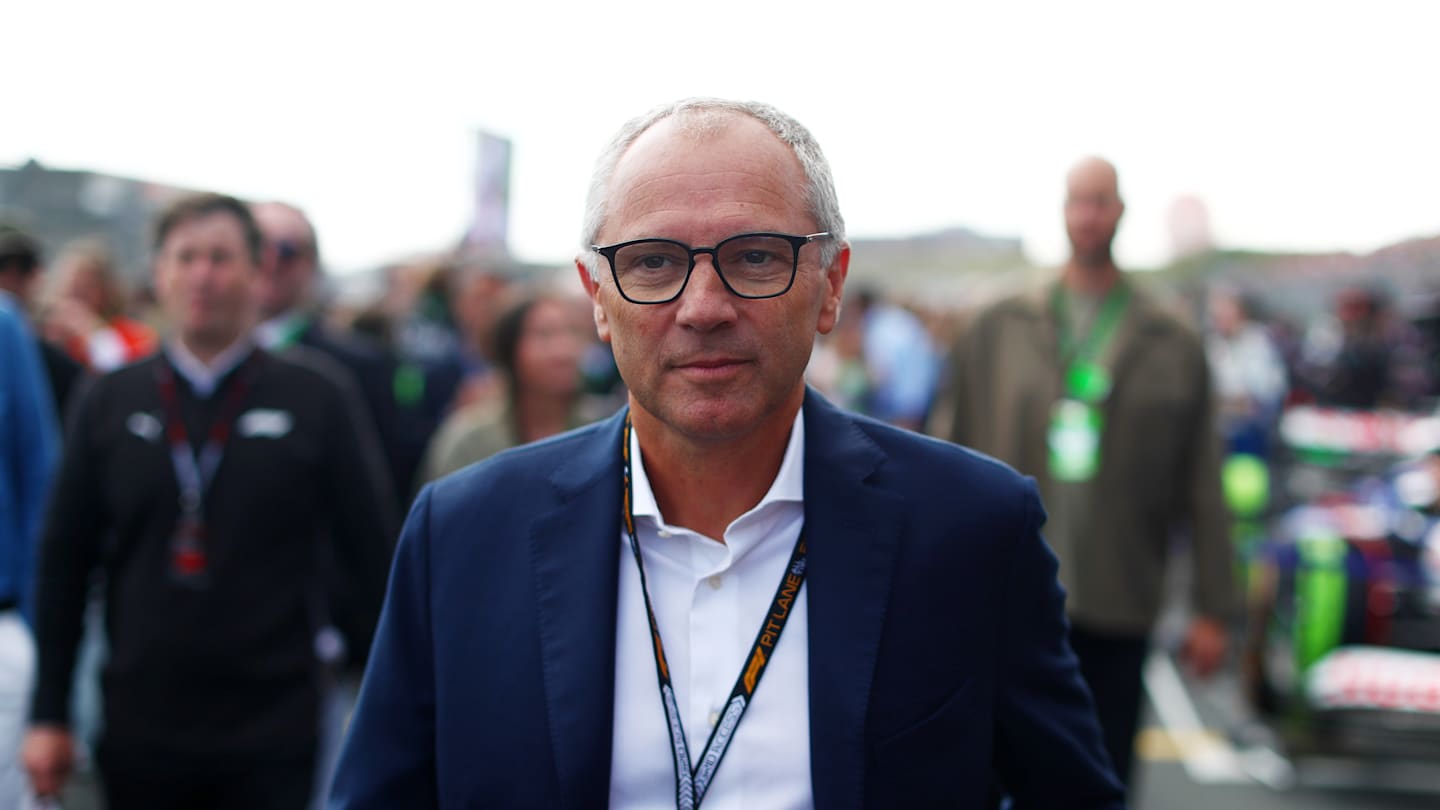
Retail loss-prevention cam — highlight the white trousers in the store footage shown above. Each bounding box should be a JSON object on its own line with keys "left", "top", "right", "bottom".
{"left": 0, "top": 612, "right": 36, "bottom": 807}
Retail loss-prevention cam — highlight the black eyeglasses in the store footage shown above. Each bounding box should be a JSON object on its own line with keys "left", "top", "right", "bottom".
{"left": 0, "top": 254, "right": 38, "bottom": 276}
{"left": 591, "top": 232, "right": 832, "bottom": 305}
{"left": 272, "top": 239, "right": 305, "bottom": 262}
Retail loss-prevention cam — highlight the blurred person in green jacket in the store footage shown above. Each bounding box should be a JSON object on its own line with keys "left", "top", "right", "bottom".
{"left": 929, "top": 157, "right": 1237, "bottom": 796}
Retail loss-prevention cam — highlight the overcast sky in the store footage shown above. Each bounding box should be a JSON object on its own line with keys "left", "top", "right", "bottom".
{"left": 7, "top": 1, "right": 1438, "bottom": 275}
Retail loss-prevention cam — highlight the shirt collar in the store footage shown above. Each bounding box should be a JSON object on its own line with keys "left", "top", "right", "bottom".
{"left": 164, "top": 336, "right": 256, "bottom": 399}
{"left": 254, "top": 309, "right": 309, "bottom": 350}
{"left": 629, "top": 408, "right": 806, "bottom": 526}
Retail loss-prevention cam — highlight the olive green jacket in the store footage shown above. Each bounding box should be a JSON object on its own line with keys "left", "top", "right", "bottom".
{"left": 928, "top": 274, "right": 1237, "bottom": 634}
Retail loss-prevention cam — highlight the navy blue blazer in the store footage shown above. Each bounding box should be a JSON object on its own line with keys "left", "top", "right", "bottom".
{"left": 329, "top": 390, "right": 1125, "bottom": 809}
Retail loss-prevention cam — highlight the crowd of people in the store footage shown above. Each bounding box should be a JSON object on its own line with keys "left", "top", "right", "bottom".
{"left": 0, "top": 198, "right": 623, "bottom": 809}
{"left": 0, "top": 95, "right": 1437, "bottom": 809}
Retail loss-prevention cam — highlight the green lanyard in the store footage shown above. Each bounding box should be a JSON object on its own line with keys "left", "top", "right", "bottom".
{"left": 1052, "top": 282, "right": 1130, "bottom": 403}
{"left": 271, "top": 314, "right": 311, "bottom": 350}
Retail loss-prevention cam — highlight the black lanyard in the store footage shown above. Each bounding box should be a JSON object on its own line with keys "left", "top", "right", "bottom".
{"left": 154, "top": 352, "right": 261, "bottom": 581}
{"left": 621, "top": 415, "right": 808, "bottom": 809}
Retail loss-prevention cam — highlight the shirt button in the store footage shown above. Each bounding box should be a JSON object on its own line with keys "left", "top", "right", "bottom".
{"left": 657, "top": 529, "right": 672, "bottom": 538}
{"left": 707, "top": 575, "right": 723, "bottom": 590}
{"left": 708, "top": 709, "right": 720, "bottom": 728}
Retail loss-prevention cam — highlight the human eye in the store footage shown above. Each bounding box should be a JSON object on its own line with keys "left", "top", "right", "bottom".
{"left": 719, "top": 236, "right": 789, "bottom": 276}
{"left": 634, "top": 253, "right": 677, "bottom": 271}
{"left": 738, "top": 248, "right": 780, "bottom": 266}
{"left": 617, "top": 242, "right": 686, "bottom": 276}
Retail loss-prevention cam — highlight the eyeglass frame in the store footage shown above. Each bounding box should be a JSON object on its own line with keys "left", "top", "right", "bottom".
{"left": 590, "top": 231, "right": 833, "bottom": 305}
{"left": 269, "top": 238, "right": 310, "bottom": 263}
{"left": 0, "top": 253, "right": 39, "bottom": 276}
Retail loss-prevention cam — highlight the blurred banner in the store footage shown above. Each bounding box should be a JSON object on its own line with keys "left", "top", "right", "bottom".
{"left": 462, "top": 130, "right": 511, "bottom": 259}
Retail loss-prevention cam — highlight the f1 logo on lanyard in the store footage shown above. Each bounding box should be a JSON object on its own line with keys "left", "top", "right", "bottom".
{"left": 154, "top": 353, "right": 261, "bottom": 588}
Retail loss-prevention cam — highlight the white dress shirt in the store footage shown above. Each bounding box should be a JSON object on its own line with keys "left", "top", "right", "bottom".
{"left": 610, "top": 411, "right": 813, "bottom": 810}
{"left": 164, "top": 337, "right": 256, "bottom": 398}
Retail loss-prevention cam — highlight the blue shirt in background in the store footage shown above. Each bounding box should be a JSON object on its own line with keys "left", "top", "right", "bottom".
{"left": 0, "top": 292, "right": 60, "bottom": 625}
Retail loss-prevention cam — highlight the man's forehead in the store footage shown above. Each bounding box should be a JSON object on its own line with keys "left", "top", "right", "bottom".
{"left": 253, "top": 204, "right": 312, "bottom": 240}
{"left": 165, "top": 212, "right": 247, "bottom": 246}
{"left": 1066, "top": 158, "right": 1120, "bottom": 197}
{"left": 616, "top": 114, "right": 792, "bottom": 180}
{"left": 605, "top": 114, "right": 805, "bottom": 223}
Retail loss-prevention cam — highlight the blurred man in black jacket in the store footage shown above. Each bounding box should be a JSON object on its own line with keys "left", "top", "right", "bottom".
{"left": 24, "top": 193, "right": 396, "bottom": 810}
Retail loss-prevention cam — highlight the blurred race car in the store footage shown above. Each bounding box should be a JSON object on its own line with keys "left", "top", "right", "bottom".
{"left": 1242, "top": 405, "right": 1440, "bottom": 760}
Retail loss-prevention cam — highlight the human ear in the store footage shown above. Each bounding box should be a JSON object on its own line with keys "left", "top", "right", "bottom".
{"left": 815, "top": 244, "right": 850, "bottom": 336}
{"left": 575, "top": 258, "right": 611, "bottom": 343}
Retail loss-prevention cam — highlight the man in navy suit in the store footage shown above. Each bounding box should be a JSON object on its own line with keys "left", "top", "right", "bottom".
{"left": 330, "top": 98, "right": 1126, "bottom": 809}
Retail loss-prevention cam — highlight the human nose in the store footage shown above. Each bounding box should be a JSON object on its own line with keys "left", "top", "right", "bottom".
{"left": 187, "top": 253, "right": 226, "bottom": 288}
{"left": 190, "top": 254, "right": 216, "bottom": 279}
{"left": 673, "top": 253, "right": 738, "bottom": 331}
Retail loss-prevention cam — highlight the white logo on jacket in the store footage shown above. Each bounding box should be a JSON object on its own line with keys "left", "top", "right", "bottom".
{"left": 238, "top": 409, "right": 293, "bottom": 439}
{"left": 126, "top": 412, "right": 163, "bottom": 442}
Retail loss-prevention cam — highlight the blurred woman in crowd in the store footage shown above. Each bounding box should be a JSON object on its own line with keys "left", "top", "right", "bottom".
{"left": 418, "top": 292, "right": 588, "bottom": 485}
{"left": 41, "top": 239, "right": 156, "bottom": 371}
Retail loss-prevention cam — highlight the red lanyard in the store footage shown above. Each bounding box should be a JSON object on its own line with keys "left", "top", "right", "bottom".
{"left": 154, "top": 352, "right": 261, "bottom": 584}
{"left": 621, "top": 415, "right": 808, "bottom": 809}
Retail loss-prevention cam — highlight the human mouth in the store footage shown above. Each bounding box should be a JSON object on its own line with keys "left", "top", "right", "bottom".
{"left": 672, "top": 356, "right": 750, "bottom": 380}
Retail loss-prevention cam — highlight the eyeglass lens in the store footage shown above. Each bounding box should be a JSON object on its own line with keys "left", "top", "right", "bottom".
{"left": 612, "top": 234, "right": 798, "bottom": 302}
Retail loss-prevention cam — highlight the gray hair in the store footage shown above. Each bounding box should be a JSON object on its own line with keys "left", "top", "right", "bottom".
{"left": 578, "top": 97, "right": 846, "bottom": 281}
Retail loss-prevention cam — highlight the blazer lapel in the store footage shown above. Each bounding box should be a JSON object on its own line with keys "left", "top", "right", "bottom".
{"left": 530, "top": 410, "right": 627, "bottom": 809}
{"left": 802, "top": 392, "right": 906, "bottom": 810}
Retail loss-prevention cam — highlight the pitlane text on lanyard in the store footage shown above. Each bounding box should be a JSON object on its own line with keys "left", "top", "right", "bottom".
{"left": 621, "top": 415, "right": 808, "bottom": 809}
